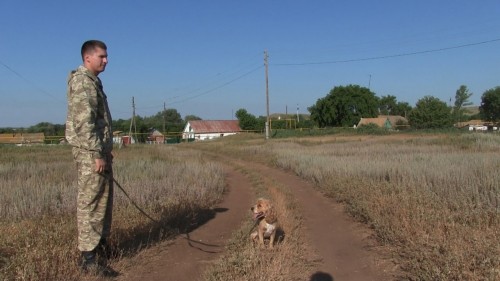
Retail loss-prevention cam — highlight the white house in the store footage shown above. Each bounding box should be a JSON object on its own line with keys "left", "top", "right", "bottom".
{"left": 455, "top": 120, "right": 494, "bottom": 131}
{"left": 183, "top": 120, "right": 241, "bottom": 141}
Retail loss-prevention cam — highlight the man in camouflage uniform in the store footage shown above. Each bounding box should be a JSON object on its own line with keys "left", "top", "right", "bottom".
{"left": 65, "top": 40, "right": 117, "bottom": 276}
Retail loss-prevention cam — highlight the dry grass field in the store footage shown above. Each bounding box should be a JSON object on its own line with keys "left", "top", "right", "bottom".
{"left": 1, "top": 131, "right": 499, "bottom": 280}
{"left": 201, "top": 160, "right": 314, "bottom": 281}
{"left": 0, "top": 144, "right": 225, "bottom": 280}
{"left": 197, "top": 132, "right": 500, "bottom": 280}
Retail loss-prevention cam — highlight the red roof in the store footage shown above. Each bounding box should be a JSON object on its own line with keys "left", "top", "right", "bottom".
{"left": 187, "top": 120, "right": 241, "bottom": 133}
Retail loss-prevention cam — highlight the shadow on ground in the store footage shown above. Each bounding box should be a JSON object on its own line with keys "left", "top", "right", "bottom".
{"left": 310, "top": 271, "right": 334, "bottom": 281}
{"left": 109, "top": 206, "right": 229, "bottom": 258}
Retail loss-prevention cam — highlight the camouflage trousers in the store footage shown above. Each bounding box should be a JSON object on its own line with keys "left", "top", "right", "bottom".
{"left": 73, "top": 148, "right": 114, "bottom": 252}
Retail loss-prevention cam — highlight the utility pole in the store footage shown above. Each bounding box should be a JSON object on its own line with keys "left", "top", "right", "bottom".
{"left": 128, "top": 96, "right": 136, "bottom": 141}
{"left": 297, "top": 104, "right": 299, "bottom": 123}
{"left": 285, "top": 105, "right": 288, "bottom": 129}
{"left": 163, "top": 102, "right": 166, "bottom": 134}
{"left": 264, "top": 50, "right": 270, "bottom": 140}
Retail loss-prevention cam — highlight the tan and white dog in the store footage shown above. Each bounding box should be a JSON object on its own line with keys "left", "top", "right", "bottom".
{"left": 250, "top": 198, "right": 278, "bottom": 248}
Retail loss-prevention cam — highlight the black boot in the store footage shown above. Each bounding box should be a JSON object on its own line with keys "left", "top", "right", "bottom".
{"left": 81, "top": 250, "right": 119, "bottom": 277}
{"left": 97, "top": 238, "right": 112, "bottom": 259}
{"left": 81, "top": 250, "right": 97, "bottom": 270}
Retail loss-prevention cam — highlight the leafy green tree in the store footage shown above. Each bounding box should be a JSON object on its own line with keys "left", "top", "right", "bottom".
{"left": 378, "top": 95, "right": 412, "bottom": 117}
{"left": 184, "top": 115, "right": 202, "bottom": 122}
{"left": 131, "top": 115, "right": 149, "bottom": 142}
{"left": 453, "top": 85, "right": 473, "bottom": 123}
{"left": 163, "top": 109, "right": 184, "bottom": 132}
{"left": 26, "top": 122, "right": 65, "bottom": 136}
{"left": 112, "top": 109, "right": 184, "bottom": 142}
{"left": 394, "top": 102, "right": 412, "bottom": 117}
{"left": 308, "top": 96, "right": 336, "bottom": 127}
{"left": 309, "top": 84, "right": 379, "bottom": 127}
{"left": 379, "top": 95, "right": 397, "bottom": 115}
{"left": 112, "top": 119, "right": 130, "bottom": 132}
{"left": 479, "top": 86, "right": 500, "bottom": 123}
{"left": 0, "top": 127, "right": 15, "bottom": 134}
{"left": 235, "top": 109, "right": 258, "bottom": 130}
{"left": 135, "top": 109, "right": 184, "bottom": 134}
{"left": 408, "top": 96, "right": 452, "bottom": 129}
{"left": 255, "top": 116, "right": 267, "bottom": 131}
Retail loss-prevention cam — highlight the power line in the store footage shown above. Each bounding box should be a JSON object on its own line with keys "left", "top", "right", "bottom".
{"left": 130, "top": 63, "right": 263, "bottom": 116}
{"left": 168, "top": 64, "right": 264, "bottom": 105}
{"left": 272, "top": 38, "right": 500, "bottom": 66}
{"left": 166, "top": 60, "right": 263, "bottom": 100}
{"left": 134, "top": 62, "right": 264, "bottom": 111}
{"left": 0, "top": 59, "right": 64, "bottom": 103}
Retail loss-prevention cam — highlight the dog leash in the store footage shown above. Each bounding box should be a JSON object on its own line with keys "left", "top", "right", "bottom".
{"left": 99, "top": 173, "right": 161, "bottom": 226}
{"left": 102, "top": 173, "right": 261, "bottom": 245}
{"left": 248, "top": 213, "right": 265, "bottom": 235}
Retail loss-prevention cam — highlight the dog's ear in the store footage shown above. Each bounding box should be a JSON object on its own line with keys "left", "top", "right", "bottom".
{"left": 265, "top": 204, "right": 277, "bottom": 223}
{"left": 255, "top": 198, "right": 264, "bottom": 208}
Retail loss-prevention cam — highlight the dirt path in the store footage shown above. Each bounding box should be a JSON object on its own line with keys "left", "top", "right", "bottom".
{"left": 115, "top": 158, "right": 395, "bottom": 281}
{"left": 116, "top": 164, "right": 253, "bottom": 281}
{"left": 244, "top": 161, "right": 394, "bottom": 280}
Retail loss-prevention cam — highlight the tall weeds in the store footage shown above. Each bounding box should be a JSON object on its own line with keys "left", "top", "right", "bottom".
{"left": 234, "top": 133, "right": 500, "bottom": 280}
{"left": 2, "top": 132, "right": 499, "bottom": 280}
{"left": 203, "top": 161, "right": 313, "bottom": 281}
{"left": 0, "top": 144, "right": 225, "bottom": 280}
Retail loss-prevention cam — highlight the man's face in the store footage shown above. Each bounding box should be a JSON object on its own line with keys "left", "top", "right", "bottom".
{"left": 84, "top": 47, "right": 108, "bottom": 76}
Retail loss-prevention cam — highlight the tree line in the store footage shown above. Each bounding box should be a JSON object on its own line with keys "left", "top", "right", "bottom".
{"left": 0, "top": 109, "right": 201, "bottom": 138}
{"left": 2, "top": 84, "right": 499, "bottom": 135}
{"left": 306, "top": 84, "right": 499, "bottom": 130}
{"left": 235, "top": 84, "right": 500, "bottom": 131}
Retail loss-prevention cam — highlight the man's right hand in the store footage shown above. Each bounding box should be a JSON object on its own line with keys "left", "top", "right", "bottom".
{"left": 95, "top": 158, "right": 106, "bottom": 173}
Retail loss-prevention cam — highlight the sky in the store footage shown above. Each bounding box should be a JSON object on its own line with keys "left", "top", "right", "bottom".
{"left": 1, "top": 1, "right": 499, "bottom": 127}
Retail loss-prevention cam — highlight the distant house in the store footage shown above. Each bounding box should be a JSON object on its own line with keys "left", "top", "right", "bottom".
{"left": 380, "top": 115, "right": 409, "bottom": 128}
{"left": 357, "top": 115, "right": 408, "bottom": 130}
{"left": 357, "top": 117, "right": 392, "bottom": 129}
{"left": 183, "top": 120, "right": 241, "bottom": 141}
{"left": 0, "top": 133, "right": 45, "bottom": 144}
{"left": 112, "top": 131, "right": 136, "bottom": 145}
{"left": 455, "top": 120, "right": 496, "bottom": 131}
{"left": 147, "top": 129, "right": 165, "bottom": 144}
{"left": 112, "top": 131, "right": 123, "bottom": 144}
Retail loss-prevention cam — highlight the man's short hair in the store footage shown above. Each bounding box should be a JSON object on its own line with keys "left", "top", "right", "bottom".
{"left": 81, "top": 40, "right": 107, "bottom": 61}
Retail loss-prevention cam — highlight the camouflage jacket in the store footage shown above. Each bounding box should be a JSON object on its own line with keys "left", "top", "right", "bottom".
{"left": 65, "top": 65, "right": 113, "bottom": 159}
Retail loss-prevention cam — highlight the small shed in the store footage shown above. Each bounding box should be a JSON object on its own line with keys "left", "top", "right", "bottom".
{"left": 357, "top": 117, "right": 392, "bottom": 129}
{"left": 112, "top": 131, "right": 123, "bottom": 144}
{"left": 147, "top": 129, "right": 165, "bottom": 144}
{"left": 455, "top": 120, "right": 490, "bottom": 131}
{"left": 183, "top": 120, "right": 241, "bottom": 141}
{"left": 379, "top": 115, "right": 408, "bottom": 128}
{"left": 357, "top": 115, "right": 408, "bottom": 130}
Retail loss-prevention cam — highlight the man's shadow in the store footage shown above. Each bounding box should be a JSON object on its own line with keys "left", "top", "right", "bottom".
{"left": 310, "top": 271, "right": 334, "bottom": 281}
{"left": 111, "top": 206, "right": 229, "bottom": 257}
